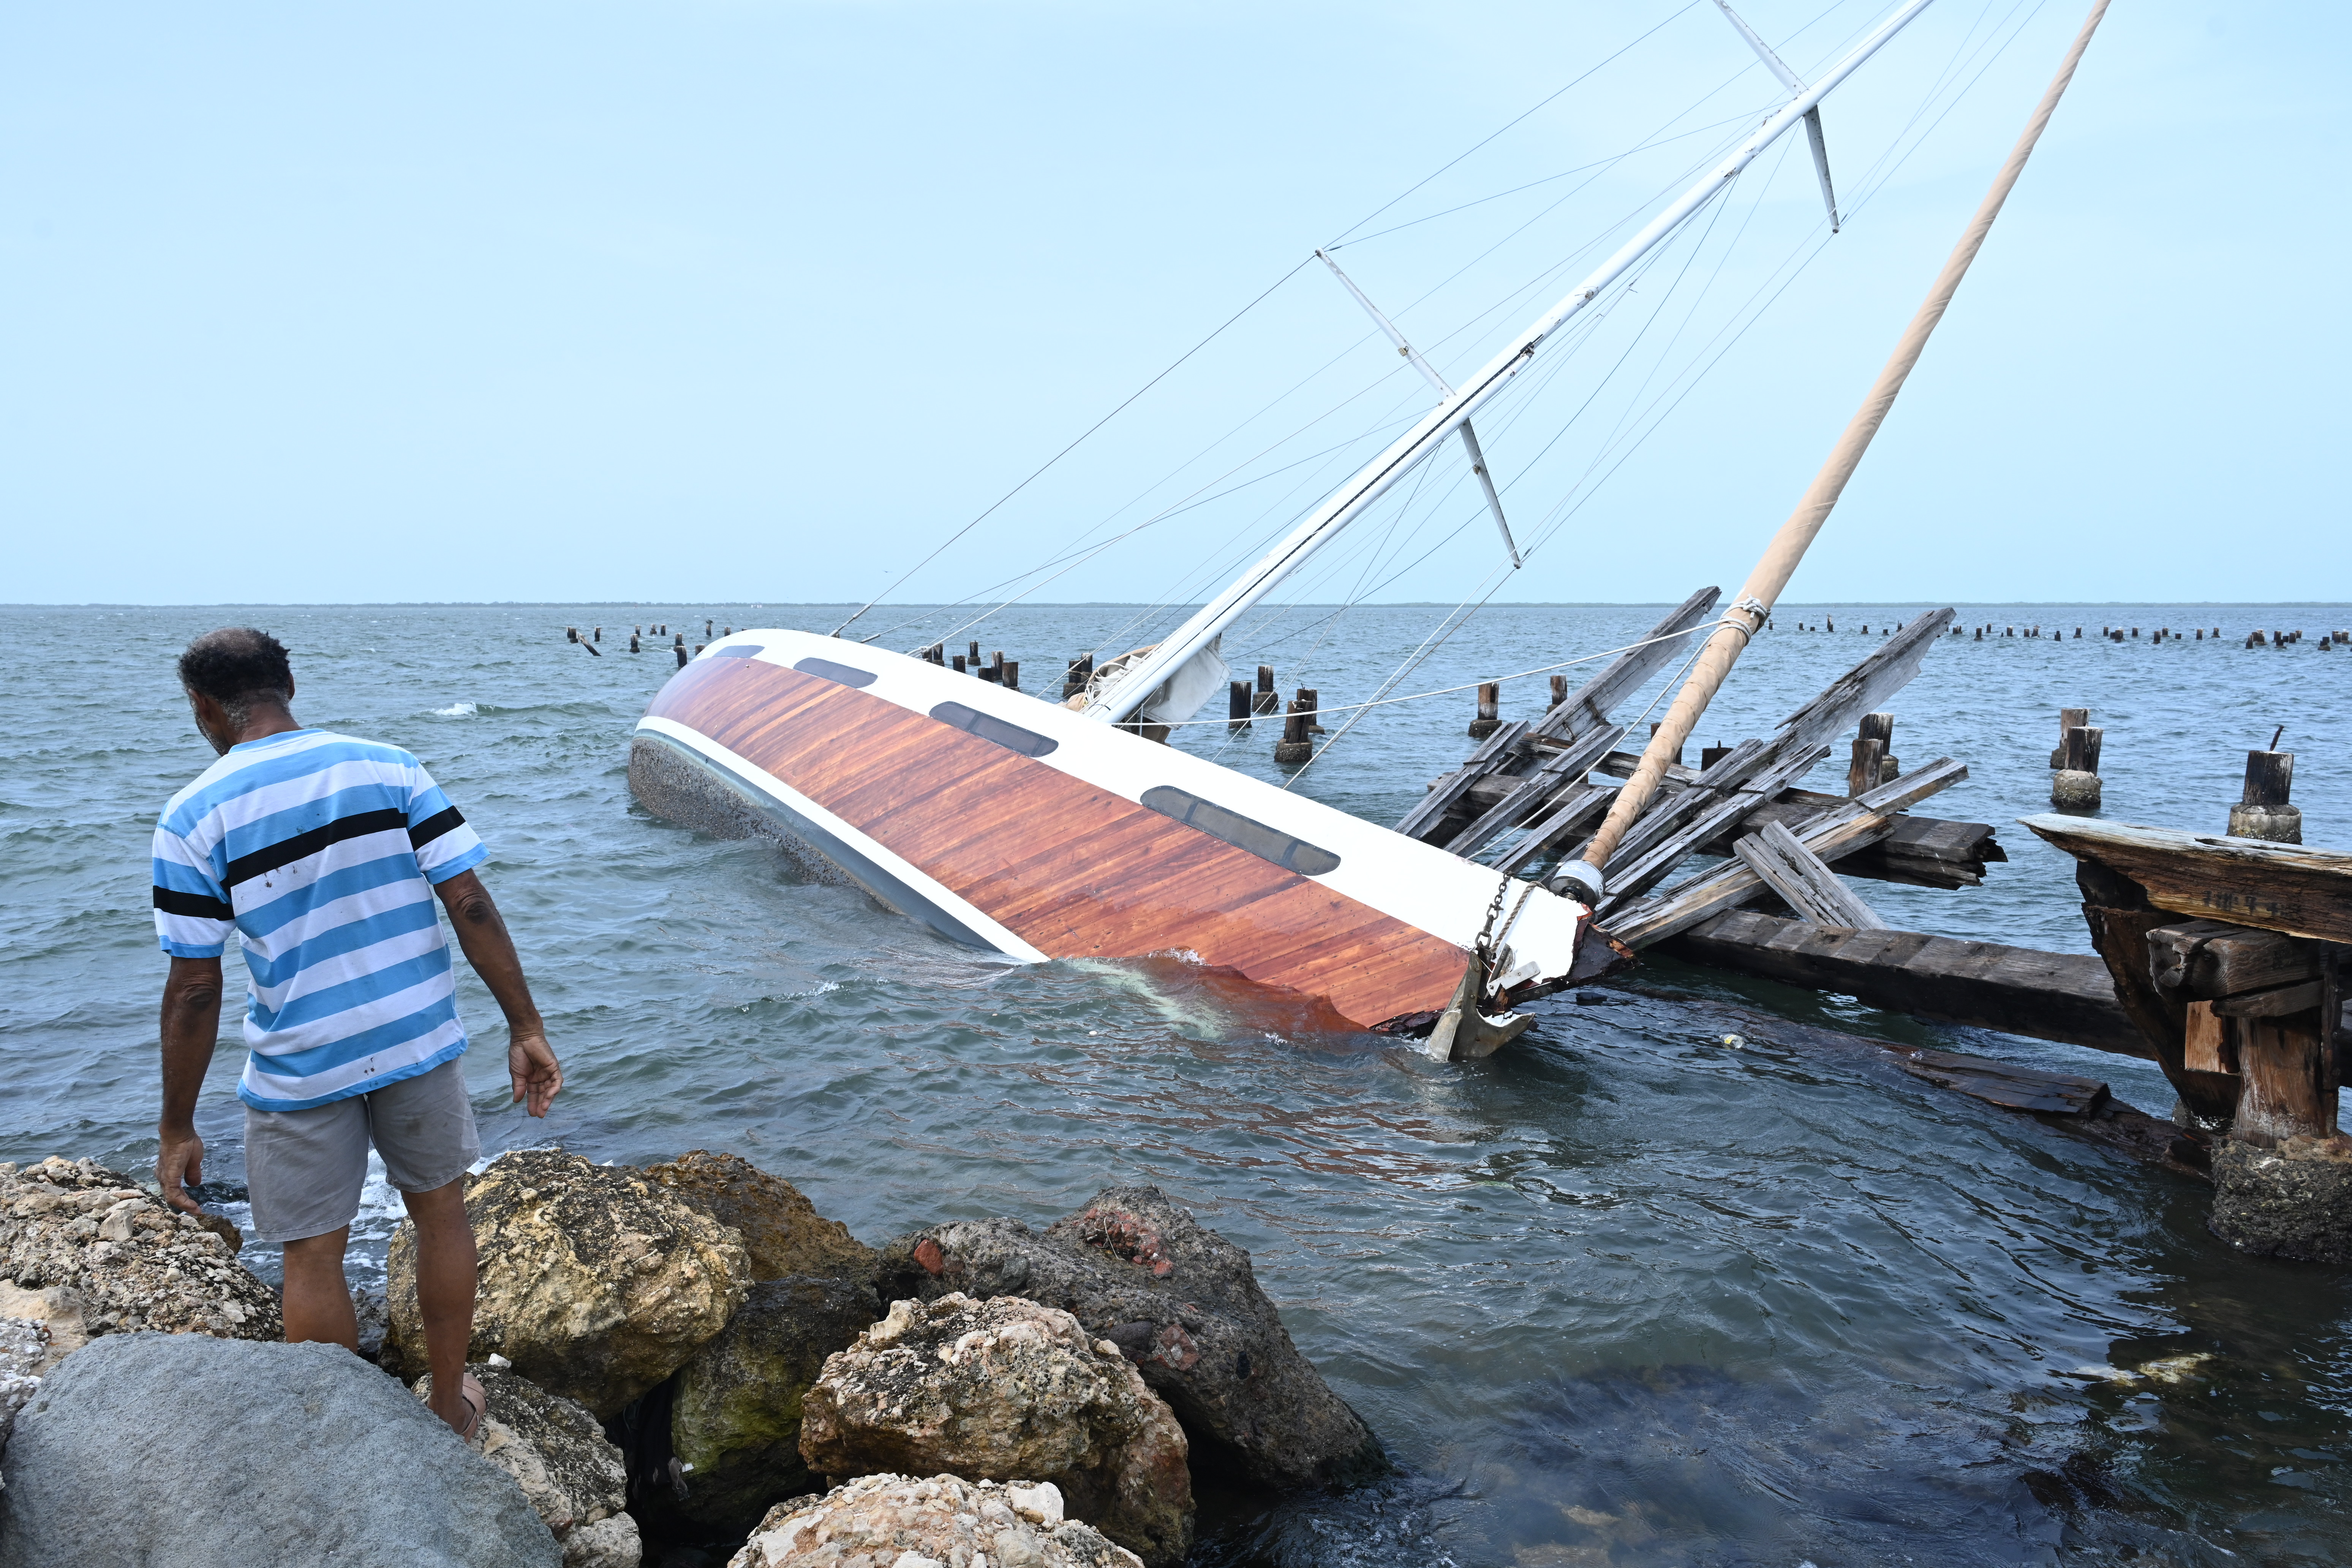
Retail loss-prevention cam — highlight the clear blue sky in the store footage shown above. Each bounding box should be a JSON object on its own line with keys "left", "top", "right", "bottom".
{"left": 5, "top": 2, "right": 2342, "bottom": 607}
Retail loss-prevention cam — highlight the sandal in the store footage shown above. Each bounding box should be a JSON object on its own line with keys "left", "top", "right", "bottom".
{"left": 451, "top": 1372, "right": 488, "bottom": 1445}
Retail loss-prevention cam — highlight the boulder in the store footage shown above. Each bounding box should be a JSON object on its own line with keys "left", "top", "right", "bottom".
{"left": 877, "top": 1185, "right": 1382, "bottom": 1489}
{"left": 800, "top": 1293, "right": 1190, "bottom": 1566}
{"left": 0, "top": 1157, "right": 280, "bottom": 1360}
{"left": 0, "top": 1332, "right": 560, "bottom": 1567}
{"left": 662, "top": 1272, "right": 880, "bottom": 1538}
{"left": 645, "top": 1151, "right": 874, "bottom": 1283}
{"left": 726, "top": 1473, "right": 1142, "bottom": 1568}
{"left": 414, "top": 1362, "right": 640, "bottom": 1568}
{"left": 386, "top": 1149, "right": 749, "bottom": 1418}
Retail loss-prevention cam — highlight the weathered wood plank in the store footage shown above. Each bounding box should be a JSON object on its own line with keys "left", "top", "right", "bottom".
{"left": 2145, "top": 919, "right": 2321, "bottom": 998}
{"left": 2213, "top": 980, "right": 2326, "bottom": 1019}
{"left": 1492, "top": 784, "right": 1614, "bottom": 877}
{"left": 2021, "top": 815, "right": 2352, "bottom": 944}
{"left": 1603, "top": 758, "right": 1968, "bottom": 947}
{"left": 1396, "top": 589, "right": 1718, "bottom": 841}
{"left": 1731, "top": 819, "right": 1887, "bottom": 929}
{"left": 1395, "top": 719, "right": 1529, "bottom": 839}
{"left": 1445, "top": 723, "right": 1625, "bottom": 857}
{"left": 1658, "top": 908, "right": 2153, "bottom": 1060}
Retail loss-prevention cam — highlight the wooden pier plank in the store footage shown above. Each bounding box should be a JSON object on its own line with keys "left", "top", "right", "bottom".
{"left": 1601, "top": 757, "right": 1969, "bottom": 947}
{"left": 2020, "top": 815, "right": 2352, "bottom": 945}
{"left": 1730, "top": 819, "right": 1887, "bottom": 929}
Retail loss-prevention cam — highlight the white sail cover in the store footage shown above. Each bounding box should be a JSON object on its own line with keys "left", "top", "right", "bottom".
{"left": 1139, "top": 636, "right": 1229, "bottom": 726}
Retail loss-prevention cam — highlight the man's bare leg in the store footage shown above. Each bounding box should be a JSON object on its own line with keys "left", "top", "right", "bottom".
{"left": 280, "top": 1227, "right": 360, "bottom": 1350}
{"left": 405, "top": 1176, "right": 479, "bottom": 1434}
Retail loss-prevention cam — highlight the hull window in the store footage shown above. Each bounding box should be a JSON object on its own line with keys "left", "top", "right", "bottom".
{"left": 928, "top": 701, "right": 1059, "bottom": 758}
{"left": 793, "top": 655, "right": 875, "bottom": 687}
{"left": 1141, "top": 786, "right": 1341, "bottom": 877}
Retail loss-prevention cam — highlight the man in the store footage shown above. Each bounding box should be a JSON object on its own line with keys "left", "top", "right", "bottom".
{"left": 152, "top": 627, "right": 561, "bottom": 1440}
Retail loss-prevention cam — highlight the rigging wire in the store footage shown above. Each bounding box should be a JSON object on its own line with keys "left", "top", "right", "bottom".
{"left": 828, "top": 255, "right": 1314, "bottom": 639}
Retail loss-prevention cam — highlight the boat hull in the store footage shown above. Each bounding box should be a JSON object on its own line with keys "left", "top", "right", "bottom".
{"left": 633, "top": 631, "right": 1586, "bottom": 1030}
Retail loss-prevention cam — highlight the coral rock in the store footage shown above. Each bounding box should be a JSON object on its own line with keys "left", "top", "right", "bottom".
{"left": 386, "top": 1149, "right": 749, "bottom": 1418}
{"left": 877, "top": 1185, "right": 1381, "bottom": 1490}
{"left": 800, "top": 1293, "right": 1190, "bottom": 1566}
{"left": 662, "top": 1272, "right": 880, "bottom": 1537}
{"left": 645, "top": 1151, "right": 874, "bottom": 1283}
{"left": 0, "top": 1157, "right": 280, "bottom": 1361}
{"left": 414, "top": 1363, "right": 639, "bottom": 1567}
{"left": 726, "top": 1473, "right": 1142, "bottom": 1568}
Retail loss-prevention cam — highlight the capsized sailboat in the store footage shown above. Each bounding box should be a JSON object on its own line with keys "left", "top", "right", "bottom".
{"left": 629, "top": 1, "right": 1951, "bottom": 1052}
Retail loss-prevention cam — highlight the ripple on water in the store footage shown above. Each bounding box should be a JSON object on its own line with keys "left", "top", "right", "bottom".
{"left": 2, "top": 601, "right": 2348, "bottom": 1564}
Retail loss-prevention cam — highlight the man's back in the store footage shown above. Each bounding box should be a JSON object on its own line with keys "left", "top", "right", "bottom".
{"left": 152, "top": 728, "right": 487, "bottom": 1110}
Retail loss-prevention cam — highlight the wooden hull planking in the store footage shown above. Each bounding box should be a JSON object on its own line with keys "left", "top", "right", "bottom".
{"left": 634, "top": 631, "right": 1588, "bottom": 1029}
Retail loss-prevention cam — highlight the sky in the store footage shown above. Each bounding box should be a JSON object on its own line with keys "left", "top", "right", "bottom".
{"left": 4, "top": 1, "right": 2344, "bottom": 609}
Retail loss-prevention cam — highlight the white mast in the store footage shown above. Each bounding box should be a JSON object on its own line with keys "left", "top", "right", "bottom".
{"left": 1090, "top": 0, "right": 1934, "bottom": 725}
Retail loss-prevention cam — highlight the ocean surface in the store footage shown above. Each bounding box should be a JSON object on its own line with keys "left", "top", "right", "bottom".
{"left": 4, "top": 599, "right": 2349, "bottom": 1565}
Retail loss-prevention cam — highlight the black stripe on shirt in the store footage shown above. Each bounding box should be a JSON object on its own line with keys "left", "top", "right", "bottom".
{"left": 153, "top": 886, "right": 235, "bottom": 922}
{"left": 408, "top": 805, "right": 466, "bottom": 851}
{"left": 222, "top": 807, "right": 411, "bottom": 888}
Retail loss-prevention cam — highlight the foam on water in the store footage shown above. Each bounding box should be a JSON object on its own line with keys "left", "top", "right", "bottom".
{"left": 3, "top": 600, "right": 2348, "bottom": 1564}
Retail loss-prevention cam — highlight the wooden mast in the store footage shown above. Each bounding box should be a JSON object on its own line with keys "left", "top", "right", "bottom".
{"left": 1560, "top": 0, "right": 2114, "bottom": 904}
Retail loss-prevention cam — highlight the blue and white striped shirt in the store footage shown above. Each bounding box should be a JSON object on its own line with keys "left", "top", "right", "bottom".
{"left": 152, "top": 730, "right": 489, "bottom": 1111}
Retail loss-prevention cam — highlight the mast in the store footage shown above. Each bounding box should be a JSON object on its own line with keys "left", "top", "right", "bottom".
{"left": 1089, "top": 0, "right": 1937, "bottom": 725}
{"left": 1560, "top": 0, "right": 2112, "bottom": 902}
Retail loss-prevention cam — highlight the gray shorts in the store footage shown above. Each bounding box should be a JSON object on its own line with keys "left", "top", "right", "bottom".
{"left": 243, "top": 1058, "right": 482, "bottom": 1243}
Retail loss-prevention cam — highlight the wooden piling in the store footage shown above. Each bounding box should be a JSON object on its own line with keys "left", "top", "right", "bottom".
{"left": 1253, "top": 665, "right": 1279, "bottom": 715}
{"left": 594, "top": 626, "right": 602, "bottom": 642}
{"left": 566, "top": 627, "right": 578, "bottom": 643}
{"left": 952, "top": 654, "right": 967, "bottom": 674}
{"left": 2229, "top": 751, "right": 2300, "bottom": 843}
{"left": 1849, "top": 713, "right": 1896, "bottom": 794}
{"left": 1274, "top": 700, "right": 1313, "bottom": 764}
{"left": 1700, "top": 744, "right": 1733, "bottom": 771}
{"left": 1003, "top": 659, "right": 1019, "bottom": 692}
{"left": 1550, "top": 674, "right": 1569, "bottom": 710}
{"left": 674, "top": 645, "right": 688, "bottom": 669}
{"left": 629, "top": 633, "right": 640, "bottom": 653}
{"left": 1228, "top": 680, "right": 1252, "bottom": 730}
{"left": 1468, "top": 682, "right": 1501, "bottom": 739}
{"left": 1299, "top": 687, "right": 1326, "bottom": 734}
{"left": 2049, "top": 707, "right": 2088, "bottom": 767}
{"left": 2053, "top": 724, "right": 2103, "bottom": 810}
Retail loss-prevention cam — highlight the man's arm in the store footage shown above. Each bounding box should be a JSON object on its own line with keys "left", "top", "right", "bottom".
{"left": 432, "top": 869, "right": 562, "bottom": 1116}
{"left": 158, "top": 955, "right": 223, "bottom": 1214}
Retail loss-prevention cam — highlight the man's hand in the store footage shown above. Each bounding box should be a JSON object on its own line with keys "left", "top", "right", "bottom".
{"left": 158, "top": 954, "right": 224, "bottom": 1214}
{"left": 509, "top": 1029, "right": 563, "bottom": 1118}
{"left": 156, "top": 1127, "right": 206, "bottom": 1215}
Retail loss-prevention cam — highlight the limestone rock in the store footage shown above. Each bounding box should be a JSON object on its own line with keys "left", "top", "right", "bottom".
{"left": 645, "top": 1151, "right": 874, "bottom": 1283}
{"left": 0, "top": 1157, "right": 279, "bottom": 1359}
{"left": 387, "top": 1149, "right": 749, "bottom": 1418}
{"left": 664, "top": 1272, "right": 880, "bottom": 1538}
{"left": 0, "top": 1332, "right": 559, "bottom": 1567}
{"left": 0, "top": 1317, "right": 44, "bottom": 1485}
{"left": 800, "top": 1293, "right": 1190, "bottom": 1566}
{"left": 414, "top": 1363, "right": 639, "bottom": 1567}
{"left": 726, "top": 1473, "right": 1142, "bottom": 1568}
{"left": 877, "top": 1185, "right": 1382, "bottom": 1489}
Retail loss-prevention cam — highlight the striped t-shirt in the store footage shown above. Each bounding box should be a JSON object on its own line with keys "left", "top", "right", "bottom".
{"left": 152, "top": 729, "right": 489, "bottom": 1112}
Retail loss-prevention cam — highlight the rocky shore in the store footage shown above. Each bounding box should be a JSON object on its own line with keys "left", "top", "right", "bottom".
{"left": 0, "top": 1149, "right": 1381, "bottom": 1566}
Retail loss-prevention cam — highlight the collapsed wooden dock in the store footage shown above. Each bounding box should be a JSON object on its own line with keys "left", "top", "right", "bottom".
{"left": 1399, "top": 589, "right": 2351, "bottom": 1259}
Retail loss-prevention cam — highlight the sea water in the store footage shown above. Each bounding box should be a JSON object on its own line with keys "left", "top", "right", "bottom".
{"left": 3, "top": 600, "right": 2347, "bottom": 1565}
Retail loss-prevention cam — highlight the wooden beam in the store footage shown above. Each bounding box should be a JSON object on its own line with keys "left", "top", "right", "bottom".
{"left": 1658, "top": 908, "right": 2154, "bottom": 1060}
{"left": 1443, "top": 723, "right": 1625, "bottom": 857}
{"left": 1603, "top": 757, "right": 1967, "bottom": 946}
{"left": 2145, "top": 920, "right": 2322, "bottom": 998}
{"left": 2020, "top": 815, "right": 2352, "bottom": 944}
{"left": 2213, "top": 980, "right": 2326, "bottom": 1020}
{"left": 1396, "top": 588, "right": 1717, "bottom": 841}
{"left": 1729, "top": 819, "right": 1887, "bottom": 929}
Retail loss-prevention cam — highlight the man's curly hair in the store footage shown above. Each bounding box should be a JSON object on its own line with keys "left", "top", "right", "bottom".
{"left": 178, "top": 628, "right": 294, "bottom": 723}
